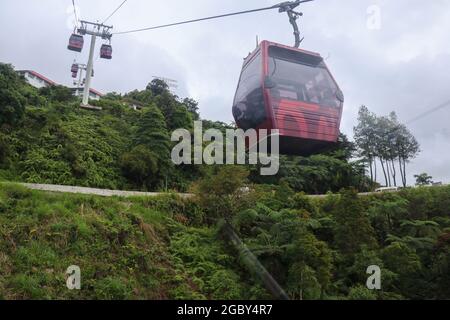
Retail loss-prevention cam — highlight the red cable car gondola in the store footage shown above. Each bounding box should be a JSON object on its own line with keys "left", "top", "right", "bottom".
{"left": 68, "top": 34, "right": 84, "bottom": 52}
{"left": 232, "top": 40, "right": 344, "bottom": 156}
{"left": 100, "top": 44, "right": 113, "bottom": 60}
{"left": 71, "top": 63, "right": 79, "bottom": 73}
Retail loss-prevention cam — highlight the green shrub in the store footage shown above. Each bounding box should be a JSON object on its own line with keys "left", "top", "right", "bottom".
{"left": 94, "top": 277, "right": 132, "bottom": 300}
{"left": 347, "top": 285, "right": 377, "bottom": 300}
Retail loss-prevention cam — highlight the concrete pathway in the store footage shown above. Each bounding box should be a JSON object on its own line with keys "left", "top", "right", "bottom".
{"left": 20, "top": 183, "right": 193, "bottom": 198}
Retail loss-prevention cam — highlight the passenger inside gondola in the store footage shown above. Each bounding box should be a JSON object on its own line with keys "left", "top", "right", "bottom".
{"left": 268, "top": 47, "right": 341, "bottom": 109}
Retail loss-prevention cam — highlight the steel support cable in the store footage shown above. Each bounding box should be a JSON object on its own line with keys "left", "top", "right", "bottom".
{"left": 384, "top": 99, "right": 450, "bottom": 138}
{"left": 103, "top": 0, "right": 128, "bottom": 25}
{"left": 113, "top": 0, "right": 314, "bottom": 35}
{"left": 72, "top": 0, "right": 80, "bottom": 29}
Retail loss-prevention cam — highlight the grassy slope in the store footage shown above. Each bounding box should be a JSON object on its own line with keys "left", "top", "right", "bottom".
{"left": 2, "top": 182, "right": 449, "bottom": 300}
{"left": 0, "top": 183, "right": 248, "bottom": 300}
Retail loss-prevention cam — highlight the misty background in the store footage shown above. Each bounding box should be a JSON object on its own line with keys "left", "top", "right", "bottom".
{"left": 0, "top": 0, "right": 449, "bottom": 185}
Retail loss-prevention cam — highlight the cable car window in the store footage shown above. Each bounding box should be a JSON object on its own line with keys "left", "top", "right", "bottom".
{"left": 234, "top": 53, "right": 262, "bottom": 103}
{"left": 233, "top": 52, "right": 266, "bottom": 130}
{"left": 268, "top": 46, "right": 341, "bottom": 108}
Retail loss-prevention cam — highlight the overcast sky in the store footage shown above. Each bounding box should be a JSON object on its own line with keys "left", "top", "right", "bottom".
{"left": 1, "top": 0, "right": 449, "bottom": 185}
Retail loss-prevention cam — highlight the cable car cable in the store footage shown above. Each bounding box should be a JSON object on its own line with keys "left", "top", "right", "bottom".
{"left": 383, "top": 98, "right": 450, "bottom": 138}
{"left": 113, "top": 0, "right": 314, "bottom": 35}
{"left": 72, "top": 0, "right": 80, "bottom": 29}
{"left": 103, "top": 0, "right": 128, "bottom": 25}
{"left": 405, "top": 99, "right": 450, "bottom": 126}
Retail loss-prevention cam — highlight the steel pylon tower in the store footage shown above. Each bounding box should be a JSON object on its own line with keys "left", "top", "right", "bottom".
{"left": 76, "top": 21, "right": 112, "bottom": 107}
{"left": 71, "top": 62, "right": 91, "bottom": 96}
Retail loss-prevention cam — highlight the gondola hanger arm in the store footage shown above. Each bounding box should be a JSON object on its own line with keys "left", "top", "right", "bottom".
{"left": 276, "top": 0, "right": 314, "bottom": 47}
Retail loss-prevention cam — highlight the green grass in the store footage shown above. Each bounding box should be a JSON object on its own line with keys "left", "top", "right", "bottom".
{"left": 0, "top": 183, "right": 246, "bottom": 300}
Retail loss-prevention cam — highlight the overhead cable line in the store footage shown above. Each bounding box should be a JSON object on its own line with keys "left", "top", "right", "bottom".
{"left": 72, "top": 0, "right": 80, "bottom": 28}
{"left": 405, "top": 99, "right": 450, "bottom": 126}
{"left": 384, "top": 98, "right": 450, "bottom": 138}
{"left": 113, "top": 0, "right": 314, "bottom": 35}
{"left": 103, "top": 0, "right": 128, "bottom": 24}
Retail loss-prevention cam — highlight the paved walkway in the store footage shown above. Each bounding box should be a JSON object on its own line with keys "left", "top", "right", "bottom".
{"left": 20, "top": 183, "right": 193, "bottom": 198}
{"left": 18, "top": 183, "right": 403, "bottom": 199}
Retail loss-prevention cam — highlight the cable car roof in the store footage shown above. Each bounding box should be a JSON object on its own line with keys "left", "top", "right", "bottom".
{"left": 244, "top": 40, "right": 323, "bottom": 68}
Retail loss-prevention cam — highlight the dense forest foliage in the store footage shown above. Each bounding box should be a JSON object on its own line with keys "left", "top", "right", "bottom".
{"left": 1, "top": 63, "right": 448, "bottom": 300}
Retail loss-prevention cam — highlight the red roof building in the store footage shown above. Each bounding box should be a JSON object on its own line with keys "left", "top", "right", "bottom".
{"left": 18, "top": 70, "right": 57, "bottom": 88}
{"left": 18, "top": 69, "right": 103, "bottom": 100}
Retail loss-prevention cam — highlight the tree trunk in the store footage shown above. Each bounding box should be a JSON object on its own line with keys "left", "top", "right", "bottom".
{"left": 386, "top": 160, "right": 392, "bottom": 187}
{"left": 398, "top": 157, "right": 404, "bottom": 187}
{"left": 369, "top": 157, "right": 374, "bottom": 183}
{"left": 374, "top": 158, "right": 377, "bottom": 183}
{"left": 380, "top": 158, "right": 388, "bottom": 187}
{"left": 300, "top": 271, "right": 303, "bottom": 301}
{"left": 386, "top": 211, "right": 392, "bottom": 232}
{"left": 391, "top": 159, "right": 397, "bottom": 186}
{"left": 402, "top": 158, "right": 407, "bottom": 187}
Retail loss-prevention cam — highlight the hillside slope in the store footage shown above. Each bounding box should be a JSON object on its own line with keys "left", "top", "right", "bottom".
{"left": 0, "top": 183, "right": 251, "bottom": 300}
{"left": 1, "top": 181, "right": 449, "bottom": 300}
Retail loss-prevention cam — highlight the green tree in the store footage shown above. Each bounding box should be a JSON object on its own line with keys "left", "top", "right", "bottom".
{"left": 0, "top": 63, "right": 26, "bottom": 126}
{"left": 414, "top": 173, "right": 433, "bottom": 186}
{"left": 354, "top": 106, "right": 378, "bottom": 184}
{"left": 354, "top": 106, "right": 420, "bottom": 188}
{"left": 400, "top": 220, "right": 441, "bottom": 238}
{"left": 193, "top": 166, "right": 249, "bottom": 222}
{"left": 397, "top": 129, "right": 420, "bottom": 187}
{"left": 132, "top": 105, "right": 172, "bottom": 189}
{"left": 334, "top": 189, "right": 378, "bottom": 254}
{"left": 429, "top": 233, "right": 450, "bottom": 299}
{"left": 382, "top": 242, "right": 421, "bottom": 276}
{"left": 146, "top": 79, "right": 169, "bottom": 96}
{"left": 39, "top": 85, "right": 75, "bottom": 103}
{"left": 268, "top": 151, "right": 367, "bottom": 195}
{"left": 168, "top": 105, "right": 193, "bottom": 130}
{"left": 347, "top": 285, "right": 377, "bottom": 300}
{"left": 0, "top": 133, "right": 9, "bottom": 165}
{"left": 286, "top": 263, "right": 321, "bottom": 300}
{"left": 386, "top": 234, "right": 435, "bottom": 251}
{"left": 368, "top": 197, "right": 409, "bottom": 243}
{"left": 120, "top": 145, "right": 158, "bottom": 189}
{"left": 182, "top": 98, "right": 200, "bottom": 121}
{"left": 125, "top": 89, "right": 153, "bottom": 105}
{"left": 0, "top": 89, "right": 25, "bottom": 127}
{"left": 381, "top": 242, "right": 423, "bottom": 299}
{"left": 286, "top": 231, "right": 333, "bottom": 299}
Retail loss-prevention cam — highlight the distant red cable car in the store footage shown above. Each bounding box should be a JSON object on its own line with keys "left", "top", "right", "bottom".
{"left": 72, "top": 72, "right": 78, "bottom": 78}
{"left": 100, "top": 44, "right": 113, "bottom": 60}
{"left": 71, "top": 63, "right": 79, "bottom": 73}
{"left": 232, "top": 40, "right": 344, "bottom": 156}
{"left": 68, "top": 34, "right": 84, "bottom": 52}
